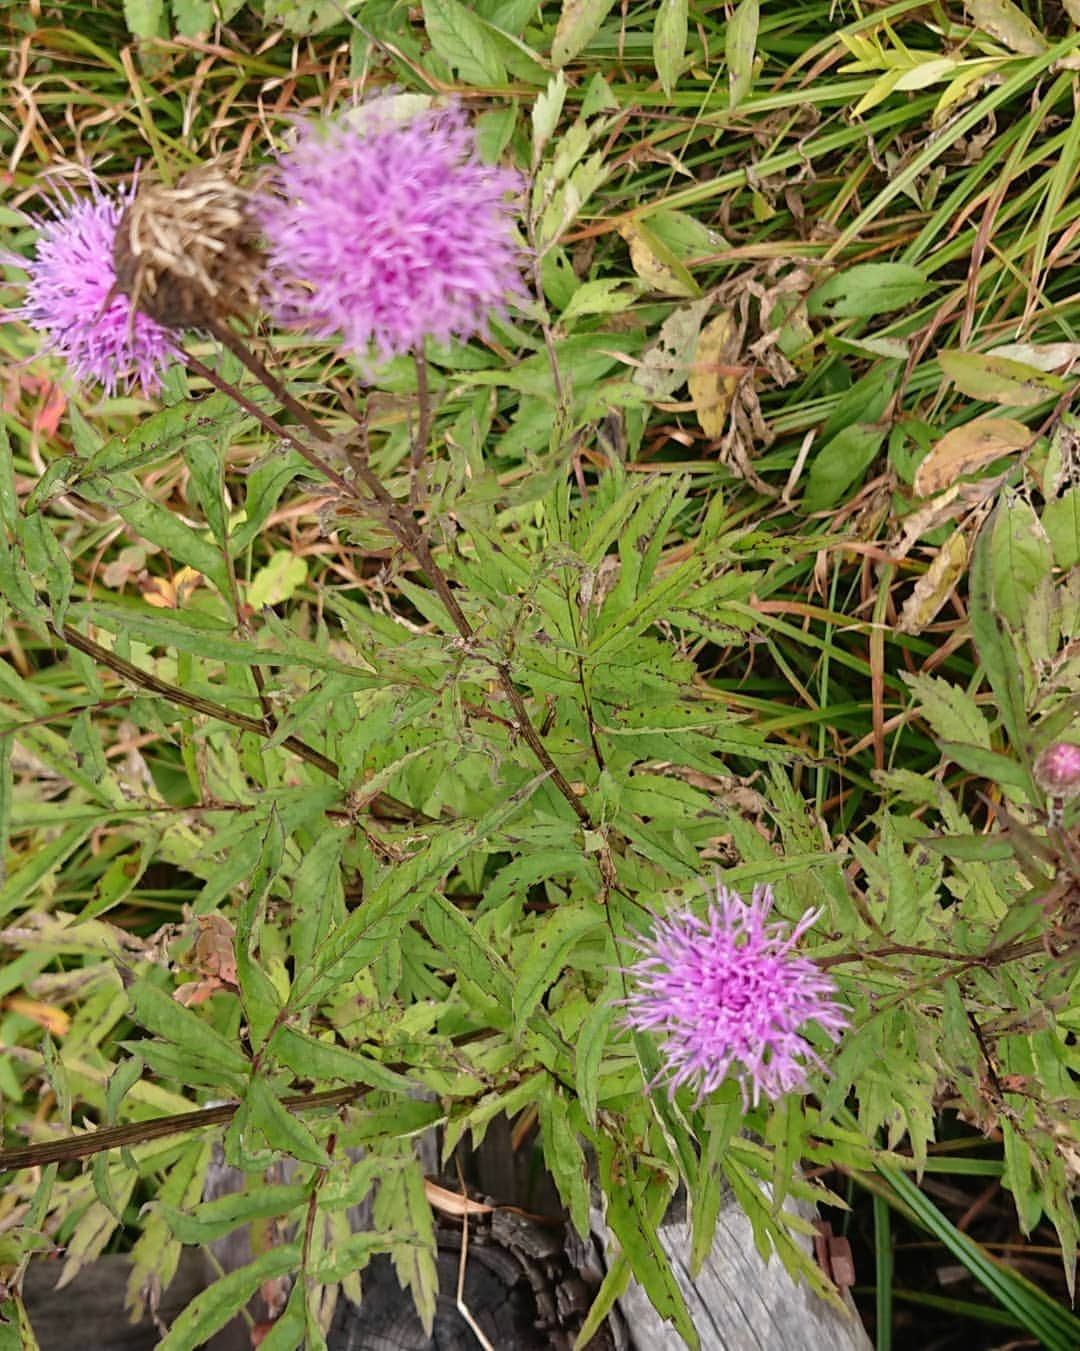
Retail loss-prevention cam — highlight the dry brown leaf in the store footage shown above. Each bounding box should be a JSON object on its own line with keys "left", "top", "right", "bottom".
{"left": 898, "top": 531, "right": 969, "bottom": 634}
{"left": 914, "top": 417, "right": 1030, "bottom": 497}
{"left": 965, "top": 0, "right": 1046, "bottom": 54}
{"left": 618, "top": 221, "right": 699, "bottom": 296}
{"left": 633, "top": 296, "right": 711, "bottom": 399}
{"left": 689, "top": 310, "right": 742, "bottom": 437}
{"left": 424, "top": 1180, "right": 494, "bottom": 1218}
{"left": 174, "top": 914, "right": 238, "bottom": 1005}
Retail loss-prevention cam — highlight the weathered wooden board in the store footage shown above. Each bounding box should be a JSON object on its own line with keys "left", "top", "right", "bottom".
{"left": 21, "top": 1250, "right": 208, "bottom": 1351}
{"left": 19, "top": 1134, "right": 873, "bottom": 1351}
{"left": 612, "top": 1194, "right": 873, "bottom": 1351}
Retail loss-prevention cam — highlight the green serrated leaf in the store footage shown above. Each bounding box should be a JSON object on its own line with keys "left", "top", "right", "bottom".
{"left": 157, "top": 1244, "right": 301, "bottom": 1351}
{"left": 576, "top": 994, "right": 615, "bottom": 1127}
{"left": 373, "top": 1162, "right": 438, "bottom": 1336}
{"left": 128, "top": 981, "right": 250, "bottom": 1081}
{"left": 123, "top": 0, "right": 166, "bottom": 38}
{"left": 295, "top": 775, "right": 546, "bottom": 1002}
{"left": 171, "top": 0, "right": 214, "bottom": 35}
{"left": 538, "top": 1084, "right": 591, "bottom": 1237}
{"left": 512, "top": 902, "right": 604, "bottom": 1034}
{"left": 105, "top": 1055, "right": 145, "bottom": 1125}
{"left": 423, "top": 0, "right": 507, "bottom": 83}
{"left": 164, "top": 1182, "right": 312, "bottom": 1244}
{"left": 596, "top": 1138, "right": 699, "bottom": 1348}
{"left": 247, "top": 1075, "right": 330, "bottom": 1166}
{"left": 270, "top": 1025, "right": 413, "bottom": 1094}
{"left": 902, "top": 671, "right": 992, "bottom": 748}
{"left": 532, "top": 70, "right": 567, "bottom": 165}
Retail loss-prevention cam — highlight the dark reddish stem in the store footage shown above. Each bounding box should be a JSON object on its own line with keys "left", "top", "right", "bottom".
{"left": 187, "top": 331, "right": 591, "bottom": 827}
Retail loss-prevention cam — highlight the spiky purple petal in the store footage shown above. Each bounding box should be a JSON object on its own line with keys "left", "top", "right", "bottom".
{"left": 258, "top": 100, "right": 525, "bottom": 369}
{"left": 621, "top": 883, "right": 848, "bottom": 1108}
{"left": 15, "top": 175, "right": 176, "bottom": 396}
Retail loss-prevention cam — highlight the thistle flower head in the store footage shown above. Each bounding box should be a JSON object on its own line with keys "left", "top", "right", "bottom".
{"left": 258, "top": 98, "right": 525, "bottom": 369}
{"left": 1034, "top": 741, "right": 1080, "bottom": 799}
{"left": 14, "top": 173, "right": 176, "bottom": 396}
{"left": 620, "top": 883, "right": 848, "bottom": 1109}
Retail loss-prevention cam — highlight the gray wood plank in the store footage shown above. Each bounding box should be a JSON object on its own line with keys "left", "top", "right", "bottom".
{"left": 609, "top": 1192, "right": 873, "bottom": 1351}
{"left": 22, "top": 1250, "right": 208, "bottom": 1351}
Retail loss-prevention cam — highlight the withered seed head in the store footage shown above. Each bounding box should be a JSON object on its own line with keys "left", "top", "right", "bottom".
{"left": 112, "top": 164, "right": 263, "bottom": 329}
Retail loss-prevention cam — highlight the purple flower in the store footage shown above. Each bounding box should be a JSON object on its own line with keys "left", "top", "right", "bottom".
{"left": 258, "top": 99, "right": 525, "bottom": 369}
{"left": 620, "top": 883, "right": 848, "bottom": 1108}
{"left": 14, "top": 175, "right": 176, "bottom": 396}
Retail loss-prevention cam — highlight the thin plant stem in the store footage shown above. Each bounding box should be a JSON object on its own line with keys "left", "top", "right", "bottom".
{"left": 188, "top": 329, "right": 593, "bottom": 828}
{"left": 56, "top": 623, "right": 424, "bottom": 821}
{"left": 0, "top": 1085, "right": 365, "bottom": 1171}
{"left": 410, "top": 348, "right": 431, "bottom": 505}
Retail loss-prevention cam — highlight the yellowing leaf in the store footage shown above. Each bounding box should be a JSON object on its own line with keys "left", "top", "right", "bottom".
{"left": 939, "top": 350, "right": 1066, "bottom": 405}
{"left": 898, "top": 530, "right": 969, "bottom": 633}
{"left": 894, "top": 56, "right": 960, "bottom": 90}
{"left": 139, "top": 565, "right": 203, "bottom": 611}
{"left": 5, "top": 996, "right": 71, "bottom": 1037}
{"left": 634, "top": 297, "right": 712, "bottom": 399}
{"left": 965, "top": 0, "right": 1046, "bottom": 54}
{"left": 931, "top": 58, "right": 1005, "bottom": 126}
{"left": 248, "top": 552, "right": 308, "bottom": 609}
{"left": 552, "top": 0, "right": 617, "bottom": 66}
{"left": 688, "top": 310, "right": 741, "bottom": 437}
{"left": 618, "top": 221, "right": 700, "bottom": 297}
{"left": 914, "top": 416, "right": 1030, "bottom": 497}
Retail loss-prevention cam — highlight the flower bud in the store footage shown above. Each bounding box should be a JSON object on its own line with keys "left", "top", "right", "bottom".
{"left": 1034, "top": 742, "right": 1080, "bottom": 799}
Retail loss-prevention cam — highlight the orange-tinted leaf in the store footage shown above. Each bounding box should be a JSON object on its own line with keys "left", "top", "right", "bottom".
{"left": 914, "top": 417, "right": 1030, "bottom": 497}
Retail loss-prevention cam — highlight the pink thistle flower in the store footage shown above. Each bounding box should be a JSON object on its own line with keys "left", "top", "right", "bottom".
{"left": 14, "top": 175, "right": 176, "bottom": 396}
{"left": 258, "top": 99, "right": 525, "bottom": 369}
{"left": 1034, "top": 742, "right": 1080, "bottom": 799}
{"left": 620, "top": 883, "right": 848, "bottom": 1109}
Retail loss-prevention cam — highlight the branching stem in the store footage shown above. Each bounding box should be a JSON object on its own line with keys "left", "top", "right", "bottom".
{"left": 186, "top": 331, "right": 591, "bottom": 827}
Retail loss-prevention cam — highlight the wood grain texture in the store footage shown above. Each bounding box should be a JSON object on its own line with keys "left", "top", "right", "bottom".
{"left": 610, "top": 1193, "right": 873, "bottom": 1351}
{"left": 18, "top": 1138, "right": 873, "bottom": 1350}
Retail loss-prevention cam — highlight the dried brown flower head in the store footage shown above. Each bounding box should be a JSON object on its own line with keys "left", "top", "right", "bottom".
{"left": 112, "top": 164, "right": 262, "bottom": 329}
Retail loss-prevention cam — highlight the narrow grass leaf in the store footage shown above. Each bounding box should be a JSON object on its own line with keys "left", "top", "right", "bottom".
{"left": 654, "top": 0, "right": 687, "bottom": 96}
{"left": 726, "top": 0, "right": 758, "bottom": 107}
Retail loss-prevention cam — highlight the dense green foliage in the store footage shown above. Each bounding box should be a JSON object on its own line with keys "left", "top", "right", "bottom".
{"left": 1, "top": 2, "right": 1079, "bottom": 1347}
